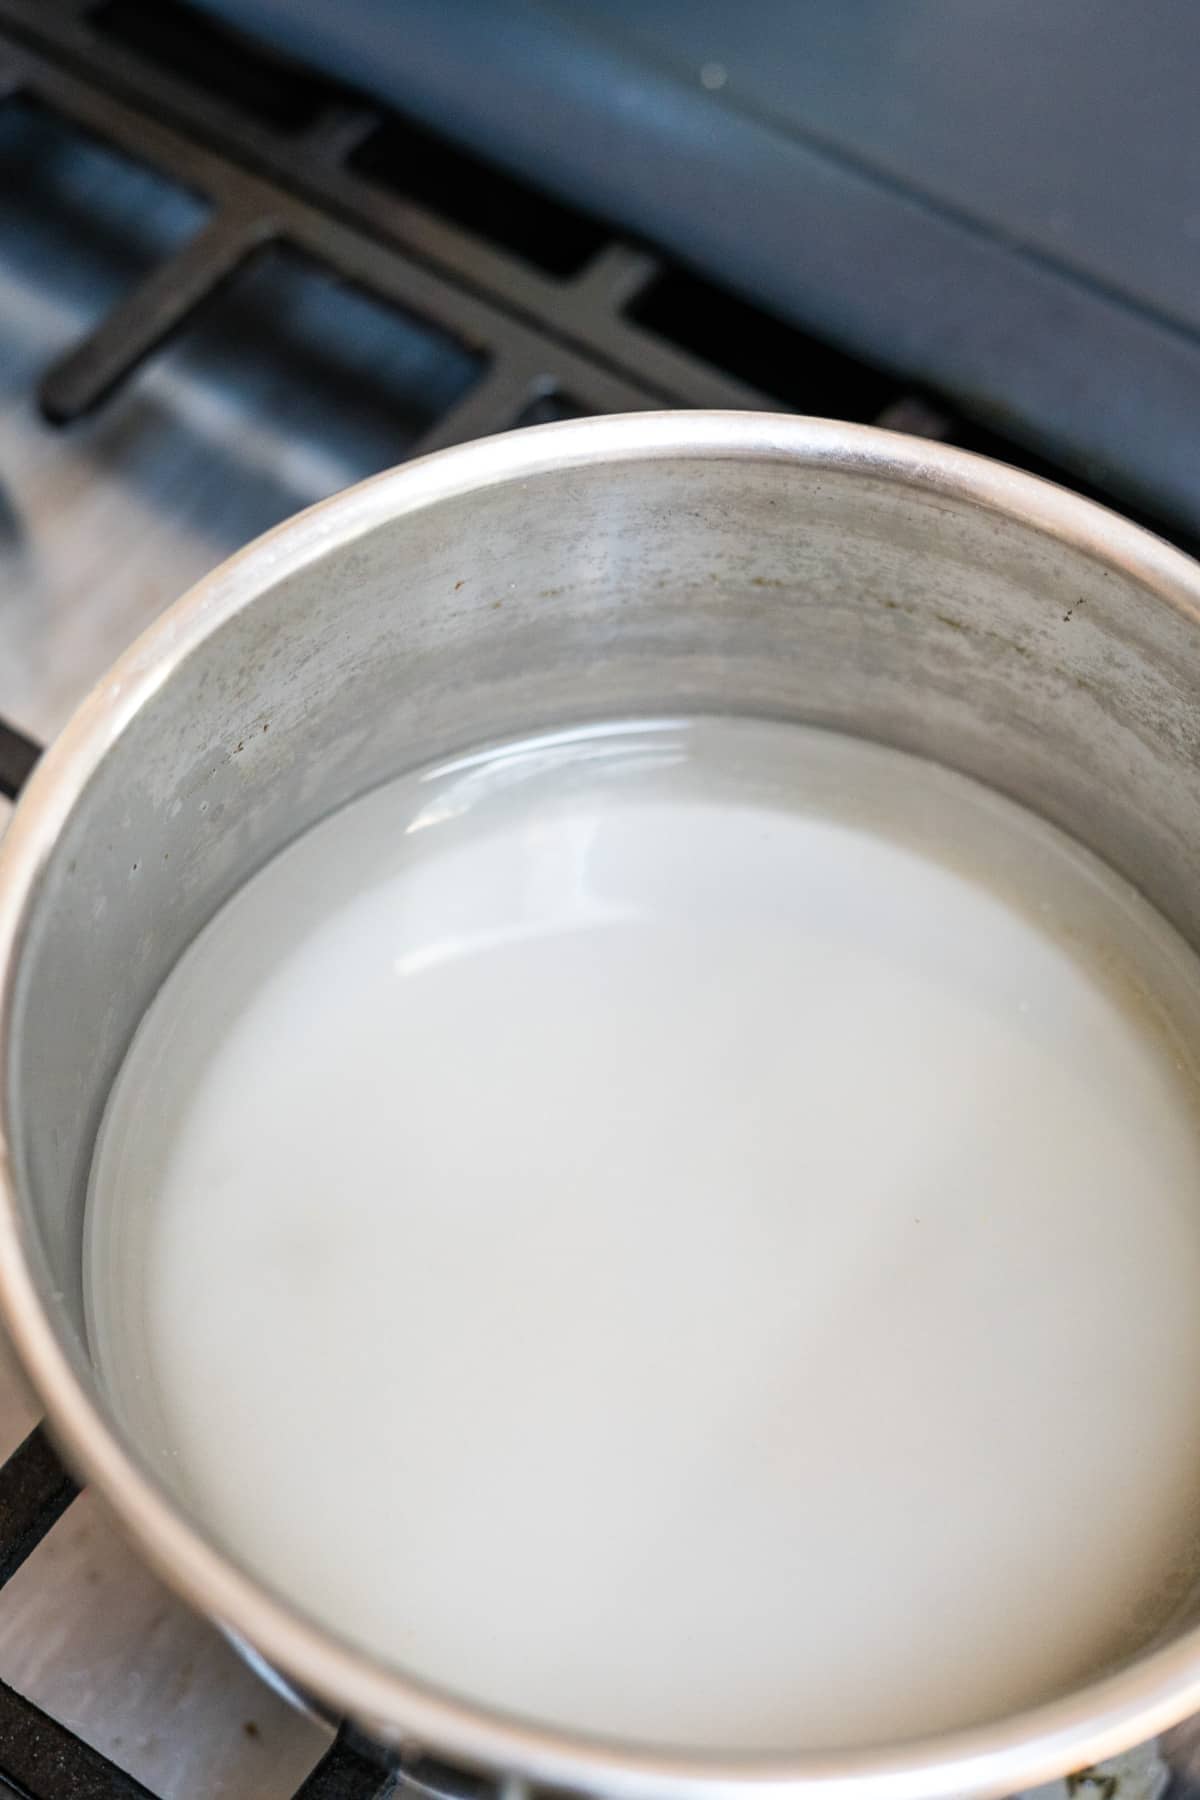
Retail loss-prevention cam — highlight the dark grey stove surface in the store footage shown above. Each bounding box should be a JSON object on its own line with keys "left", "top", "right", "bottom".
{"left": 193, "top": 0, "right": 1200, "bottom": 540}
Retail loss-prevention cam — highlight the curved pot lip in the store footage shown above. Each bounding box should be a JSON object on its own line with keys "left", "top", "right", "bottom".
{"left": 3, "top": 411, "right": 1200, "bottom": 1800}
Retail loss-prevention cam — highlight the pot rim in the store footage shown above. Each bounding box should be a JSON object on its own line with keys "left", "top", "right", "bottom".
{"left": 4, "top": 411, "right": 1200, "bottom": 1800}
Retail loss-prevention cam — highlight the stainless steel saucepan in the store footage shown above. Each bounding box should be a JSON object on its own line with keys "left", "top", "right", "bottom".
{"left": 3, "top": 412, "right": 1200, "bottom": 1800}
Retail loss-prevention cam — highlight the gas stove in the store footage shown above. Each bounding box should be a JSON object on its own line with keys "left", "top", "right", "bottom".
{"left": 0, "top": 5, "right": 1197, "bottom": 1796}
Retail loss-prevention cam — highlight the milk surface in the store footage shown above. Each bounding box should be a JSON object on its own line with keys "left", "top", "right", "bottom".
{"left": 86, "top": 718, "right": 1200, "bottom": 1751}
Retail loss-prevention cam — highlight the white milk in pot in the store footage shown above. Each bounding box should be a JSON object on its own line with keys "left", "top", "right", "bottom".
{"left": 85, "top": 717, "right": 1200, "bottom": 1751}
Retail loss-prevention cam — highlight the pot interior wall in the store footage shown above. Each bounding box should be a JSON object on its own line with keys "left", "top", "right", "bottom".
{"left": 8, "top": 450, "right": 1200, "bottom": 1413}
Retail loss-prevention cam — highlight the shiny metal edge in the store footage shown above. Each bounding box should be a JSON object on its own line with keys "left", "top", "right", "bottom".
{"left": 3, "top": 413, "right": 1200, "bottom": 1800}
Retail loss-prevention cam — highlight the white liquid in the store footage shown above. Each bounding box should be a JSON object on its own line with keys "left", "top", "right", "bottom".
{"left": 87, "top": 719, "right": 1200, "bottom": 1752}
